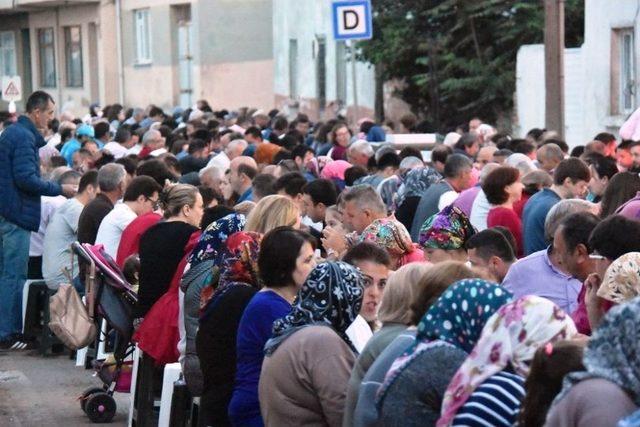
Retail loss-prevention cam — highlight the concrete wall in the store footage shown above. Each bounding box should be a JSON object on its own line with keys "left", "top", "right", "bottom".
{"left": 0, "top": 13, "right": 29, "bottom": 112}
{"left": 272, "top": 0, "right": 376, "bottom": 121}
{"left": 515, "top": 45, "right": 585, "bottom": 148}
{"left": 515, "top": 0, "right": 640, "bottom": 147}
{"left": 121, "top": 0, "right": 274, "bottom": 111}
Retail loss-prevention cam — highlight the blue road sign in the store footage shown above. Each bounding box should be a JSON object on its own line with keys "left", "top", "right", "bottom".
{"left": 332, "top": 0, "right": 373, "bottom": 41}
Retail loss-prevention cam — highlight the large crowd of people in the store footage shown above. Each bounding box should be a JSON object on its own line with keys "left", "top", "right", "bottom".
{"left": 3, "top": 90, "right": 640, "bottom": 426}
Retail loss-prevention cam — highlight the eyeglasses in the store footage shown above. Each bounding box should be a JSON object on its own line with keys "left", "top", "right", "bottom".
{"left": 146, "top": 197, "right": 160, "bottom": 210}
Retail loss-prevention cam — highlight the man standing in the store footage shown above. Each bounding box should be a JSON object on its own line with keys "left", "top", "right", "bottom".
{"left": 229, "top": 156, "right": 258, "bottom": 203}
{"left": 0, "top": 91, "right": 77, "bottom": 349}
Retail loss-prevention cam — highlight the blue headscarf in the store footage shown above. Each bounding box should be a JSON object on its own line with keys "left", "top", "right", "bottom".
{"left": 264, "top": 262, "right": 364, "bottom": 356}
{"left": 188, "top": 213, "right": 246, "bottom": 268}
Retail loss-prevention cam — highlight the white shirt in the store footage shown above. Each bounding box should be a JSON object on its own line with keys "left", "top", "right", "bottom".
{"left": 126, "top": 144, "right": 143, "bottom": 156}
{"left": 470, "top": 190, "right": 492, "bottom": 231}
{"left": 42, "top": 198, "right": 84, "bottom": 289}
{"left": 438, "top": 190, "right": 459, "bottom": 211}
{"left": 30, "top": 195, "right": 67, "bottom": 257}
{"left": 95, "top": 202, "right": 138, "bottom": 258}
{"left": 345, "top": 315, "right": 374, "bottom": 353}
{"left": 207, "top": 151, "right": 231, "bottom": 171}
{"left": 103, "top": 141, "right": 129, "bottom": 159}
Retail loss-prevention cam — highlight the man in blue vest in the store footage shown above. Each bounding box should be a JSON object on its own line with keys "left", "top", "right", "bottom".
{"left": 0, "top": 91, "right": 77, "bottom": 350}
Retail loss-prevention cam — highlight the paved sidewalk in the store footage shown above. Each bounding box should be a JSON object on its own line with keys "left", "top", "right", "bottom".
{"left": 0, "top": 350, "right": 129, "bottom": 426}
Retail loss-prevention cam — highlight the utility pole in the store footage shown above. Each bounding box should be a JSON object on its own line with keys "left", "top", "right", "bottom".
{"left": 544, "top": 0, "right": 565, "bottom": 138}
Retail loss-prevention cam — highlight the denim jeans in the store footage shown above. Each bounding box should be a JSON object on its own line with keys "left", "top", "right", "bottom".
{"left": 0, "top": 216, "right": 30, "bottom": 340}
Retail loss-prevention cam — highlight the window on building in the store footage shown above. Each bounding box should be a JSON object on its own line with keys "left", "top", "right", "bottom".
{"left": 289, "top": 39, "right": 298, "bottom": 99}
{"left": 0, "top": 31, "right": 17, "bottom": 76}
{"left": 611, "top": 28, "right": 636, "bottom": 115}
{"left": 134, "top": 9, "right": 152, "bottom": 64}
{"left": 64, "top": 26, "right": 83, "bottom": 87}
{"left": 38, "top": 28, "right": 56, "bottom": 87}
{"left": 316, "top": 36, "right": 326, "bottom": 111}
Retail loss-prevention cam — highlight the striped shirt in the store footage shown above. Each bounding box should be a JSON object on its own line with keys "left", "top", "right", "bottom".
{"left": 452, "top": 371, "right": 525, "bottom": 427}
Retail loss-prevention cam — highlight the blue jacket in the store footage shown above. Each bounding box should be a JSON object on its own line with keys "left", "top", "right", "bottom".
{"left": 0, "top": 116, "right": 62, "bottom": 231}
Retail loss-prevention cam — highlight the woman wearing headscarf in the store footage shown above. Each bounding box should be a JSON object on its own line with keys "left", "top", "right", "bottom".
{"left": 419, "top": 205, "right": 477, "bottom": 263}
{"left": 196, "top": 232, "right": 262, "bottom": 427}
{"left": 358, "top": 217, "right": 424, "bottom": 268}
{"left": 376, "top": 279, "right": 513, "bottom": 426}
{"left": 545, "top": 297, "right": 640, "bottom": 426}
{"left": 395, "top": 166, "right": 443, "bottom": 231}
{"left": 352, "top": 262, "right": 478, "bottom": 427}
{"left": 437, "top": 296, "right": 577, "bottom": 427}
{"left": 259, "top": 262, "right": 364, "bottom": 427}
{"left": 180, "top": 213, "right": 248, "bottom": 395}
{"left": 229, "top": 227, "right": 317, "bottom": 427}
{"left": 343, "top": 263, "right": 431, "bottom": 427}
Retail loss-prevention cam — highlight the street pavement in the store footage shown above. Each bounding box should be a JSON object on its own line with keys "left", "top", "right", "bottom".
{"left": 0, "top": 349, "right": 129, "bottom": 426}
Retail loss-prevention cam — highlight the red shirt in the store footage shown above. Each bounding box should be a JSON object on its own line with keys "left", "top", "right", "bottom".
{"left": 116, "top": 212, "right": 162, "bottom": 268}
{"left": 513, "top": 192, "right": 531, "bottom": 219}
{"left": 487, "top": 206, "right": 523, "bottom": 258}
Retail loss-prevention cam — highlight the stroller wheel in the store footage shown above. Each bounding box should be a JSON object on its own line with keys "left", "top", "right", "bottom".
{"left": 80, "top": 387, "right": 106, "bottom": 413}
{"left": 85, "top": 392, "right": 116, "bottom": 423}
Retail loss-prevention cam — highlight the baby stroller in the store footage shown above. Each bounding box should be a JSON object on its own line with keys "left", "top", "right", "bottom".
{"left": 72, "top": 242, "right": 138, "bottom": 423}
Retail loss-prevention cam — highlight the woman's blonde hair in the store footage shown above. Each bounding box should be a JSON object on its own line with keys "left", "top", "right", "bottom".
{"left": 378, "top": 263, "right": 432, "bottom": 325}
{"left": 409, "top": 261, "right": 477, "bottom": 325}
{"left": 245, "top": 195, "right": 300, "bottom": 234}
{"left": 160, "top": 183, "right": 199, "bottom": 219}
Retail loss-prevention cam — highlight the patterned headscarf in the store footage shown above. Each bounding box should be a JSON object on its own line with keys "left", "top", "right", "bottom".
{"left": 395, "top": 166, "right": 442, "bottom": 208}
{"left": 419, "top": 205, "right": 477, "bottom": 250}
{"left": 188, "top": 213, "right": 246, "bottom": 268}
{"left": 553, "top": 296, "right": 640, "bottom": 408}
{"left": 264, "top": 262, "right": 364, "bottom": 356}
{"left": 438, "top": 296, "right": 577, "bottom": 427}
{"left": 358, "top": 217, "right": 418, "bottom": 268}
{"left": 598, "top": 252, "right": 640, "bottom": 303}
{"left": 199, "top": 231, "right": 262, "bottom": 321}
{"left": 376, "top": 279, "right": 513, "bottom": 405}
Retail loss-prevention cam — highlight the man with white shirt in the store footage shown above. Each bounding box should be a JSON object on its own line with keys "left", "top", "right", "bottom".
{"left": 95, "top": 175, "right": 162, "bottom": 257}
{"left": 42, "top": 170, "right": 98, "bottom": 290}
{"left": 103, "top": 127, "right": 135, "bottom": 159}
{"left": 207, "top": 138, "right": 248, "bottom": 171}
{"left": 29, "top": 169, "right": 81, "bottom": 279}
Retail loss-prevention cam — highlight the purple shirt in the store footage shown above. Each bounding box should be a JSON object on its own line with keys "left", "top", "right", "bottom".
{"left": 502, "top": 248, "right": 582, "bottom": 313}
{"left": 452, "top": 185, "right": 481, "bottom": 217}
{"left": 616, "top": 192, "right": 640, "bottom": 219}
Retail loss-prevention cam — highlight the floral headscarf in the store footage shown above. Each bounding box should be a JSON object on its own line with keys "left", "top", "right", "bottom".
{"left": 419, "top": 205, "right": 477, "bottom": 250}
{"left": 358, "top": 217, "right": 420, "bottom": 268}
{"left": 553, "top": 296, "right": 640, "bottom": 408}
{"left": 264, "top": 262, "right": 364, "bottom": 356}
{"left": 438, "top": 296, "right": 577, "bottom": 427}
{"left": 376, "top": 279, "right": 513, "bottom": 406}
{"left": 395, "top": 166, "right": 442, "bottom": 208}
{"left": 598, "top": 252, "right": 640, "bottom": 303}
{"left": 199, "top": 231, "right": 261, "bottom": 321}
{"left": 188, "top": 213, "right": 246, "bottom": 268}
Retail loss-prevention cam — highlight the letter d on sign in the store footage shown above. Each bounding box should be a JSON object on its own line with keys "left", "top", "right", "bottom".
{"left": 343, "top": 10, "right": 359, "bottom": 30}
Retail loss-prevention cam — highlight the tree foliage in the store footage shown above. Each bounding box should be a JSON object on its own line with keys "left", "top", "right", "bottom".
{"left": 359, "top": 0, "right": 584, "bottom": 131}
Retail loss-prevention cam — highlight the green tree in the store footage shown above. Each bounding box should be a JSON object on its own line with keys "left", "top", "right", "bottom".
{"left": 359, "top": 0, "right": 584, "bottom": 131}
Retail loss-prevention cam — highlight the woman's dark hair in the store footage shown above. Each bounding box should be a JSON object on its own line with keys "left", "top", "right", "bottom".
{"left": 344, "top": 166, "right": 368, "bottom": 186}
{"left": 583, "top": 153, "right": 618, "bottom": 181}
{"left": 107, "top": 103, "right": 124, "bottom": 123}
{"left": 482, "top": 166, "right": 520, "bottom": 205}
{"left": 330, "top": 121, "right": 350, "bottom": 146}
{"left": 136, "top": 159, "right": 178, "bottom": 186}
{"left": 200, "top": 205, "right": 234, "bottom": 230}
{"left": 258, "top": 226, "right": 316, "bottom": 288}
{"left": 519, "top": 341, "right": 585, "bottom": 427}
{"left": 600, "top": 172, "right": 640, "bottom": 218}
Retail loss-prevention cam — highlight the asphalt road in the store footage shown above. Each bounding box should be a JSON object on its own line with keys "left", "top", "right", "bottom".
{"left": 0, "top": 350, "right": 129, "bottom": 426}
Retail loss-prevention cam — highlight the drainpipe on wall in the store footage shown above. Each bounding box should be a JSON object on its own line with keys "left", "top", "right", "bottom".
{"left": 115, "top": 0, "right": 124, "bottom": 104}
{"left": 56, "top": 6, "right": 62, "bottom": 105}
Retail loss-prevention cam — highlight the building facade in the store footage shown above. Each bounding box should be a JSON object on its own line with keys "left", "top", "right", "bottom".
{"left": 515, "top": 0, "right": 639, "bottom": 147}
{"left": 0, "top": 0, "right": 274, "bottom": 116}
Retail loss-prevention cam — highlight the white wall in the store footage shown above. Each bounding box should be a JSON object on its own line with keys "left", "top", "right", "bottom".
{"left": 272, "top": 0, "right": 376, "bottom": 120}
{"left": 515, "top": 45, "right": 585, "bottom": 148}
{"left": 515, "top": 0, "right": 640, "bottom": 147}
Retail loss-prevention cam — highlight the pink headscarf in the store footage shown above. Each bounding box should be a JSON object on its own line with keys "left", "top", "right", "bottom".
{"left": 320, "top": 160, "right": 352, "bottom": 181}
